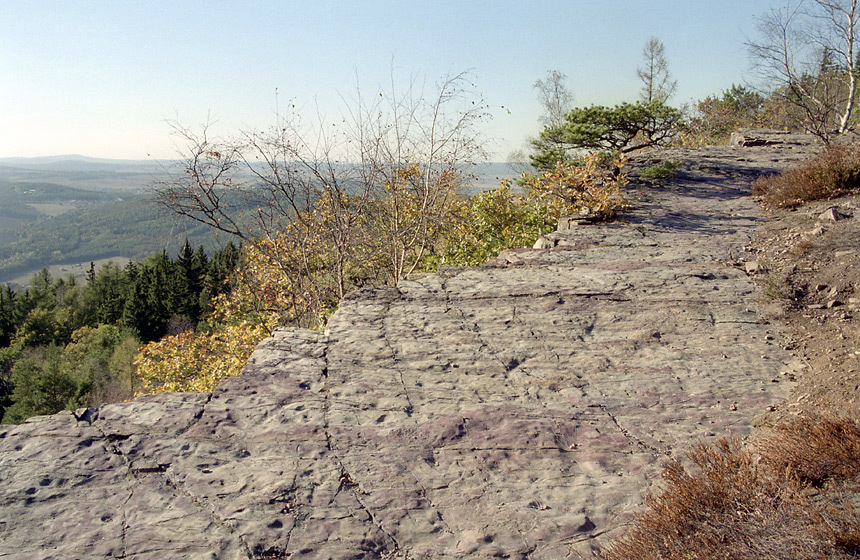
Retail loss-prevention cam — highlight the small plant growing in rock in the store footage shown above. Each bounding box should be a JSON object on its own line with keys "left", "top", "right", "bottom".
{"left": 638, "top": 159, "right": 682, "bottom": 184}
{"left": 762, "top": 272, "right": 794, "bottom": 300}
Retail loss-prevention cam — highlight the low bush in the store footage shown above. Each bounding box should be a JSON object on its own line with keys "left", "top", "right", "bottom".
{"left": 638, "top": 160, "right": 683, "bottom": 183}
{"left": 757, "top": 415, "right": 860, "bottom": 487}
{"left": 597, "top": 416, "right": 860, "bottom": 560}
{"left": 520, "top": 152, "right": 631, "bottom": 222}
{"left": 752, "top": 144, "right": 860, "bottom": 208}
{"left": 433, "top": 185, "right": 557, "bottom": 267}
{"left": 430, "top": 151, "right": 631, "bottom": 268}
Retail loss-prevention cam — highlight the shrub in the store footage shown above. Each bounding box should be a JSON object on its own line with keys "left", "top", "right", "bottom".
{"left": 431, "top": 152, "right": 631, "bottom": 268}
{"left": 520, "top": 152, "right": 631, "bottom": 222}
{"left": 134, "top": 295, "right": 269, "bottom": 394}
{"left": 753, "top": 144, "right": 860, "bottom": 208}
{"left": 757, "top": 415, "right": 860, "bottom": 487}
{"left": 434, "top": 185, "right": 557, "bottom": 267}
{"left": 762, "top": 272, "right": 795, "bottom": 300}
{"left": 597, "top": 417, "right": 860, "bottom": 560}
{"left": 676, "top": 85, "right": 767, "bottom": 147}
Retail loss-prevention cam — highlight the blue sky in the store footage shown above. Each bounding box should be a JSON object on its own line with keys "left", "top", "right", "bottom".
{"left": 1, "top": 0, "right": 786, "bottom": 161}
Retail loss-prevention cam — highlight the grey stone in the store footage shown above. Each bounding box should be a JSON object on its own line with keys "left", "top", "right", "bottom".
{"left": 0, "top": 137, "right": 824, "bottom": 559}
{"left": 818, "top": 206, "right": 852, "bottom": 222}
{"left": 744, "top": 260, "right": 761, "bottom": 274}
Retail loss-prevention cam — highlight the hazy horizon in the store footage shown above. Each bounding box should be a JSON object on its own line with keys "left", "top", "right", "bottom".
{"left": 2, "top": 1, "right": 788, "bottom": 161}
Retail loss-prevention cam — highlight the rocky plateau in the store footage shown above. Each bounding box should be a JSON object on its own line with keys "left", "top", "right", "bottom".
{"left": 0, "top": 130, "right": 833, "bottom": 559}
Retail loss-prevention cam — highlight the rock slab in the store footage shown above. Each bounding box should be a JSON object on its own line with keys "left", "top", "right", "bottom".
{"left": 0, "top": 138, "right": 818, "bottom": 559}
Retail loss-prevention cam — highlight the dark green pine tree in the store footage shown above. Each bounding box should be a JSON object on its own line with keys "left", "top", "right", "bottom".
{"left": 0, "top": 286, "right": 20, "bottom": 348}
{"left": 200, "top": 241, "right": 241, "bottom": 317}
{"left": 82, "top": 262, "right": 131, "bottom": 327}
{"left": 21, "top": 269, "right": 57, "bottom": 316}
{"left": 191, "top": 245, "right": 209, "bottom": 320}
{"left": 171, "top": 239, "right": 205, "bottom": 325}
{"left": 121, "top": 254, "right": 172, "bottom": 342}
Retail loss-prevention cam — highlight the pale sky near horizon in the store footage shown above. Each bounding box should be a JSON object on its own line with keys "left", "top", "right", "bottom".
{"left": 1, "top": 0, "right": 787, "bottom": 161}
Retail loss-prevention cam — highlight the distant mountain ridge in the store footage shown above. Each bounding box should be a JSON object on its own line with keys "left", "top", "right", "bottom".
{"left": 0, "top": 155, "right": 514, "bottom": 172}
{"left": 0, "top": 155, "right": 173, "bottom": 174}
{"left": 0, "top": 156, "right": 516, "bottom": 191}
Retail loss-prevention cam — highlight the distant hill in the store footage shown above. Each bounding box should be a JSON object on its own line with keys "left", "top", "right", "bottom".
{"left": 0, "top": 157, "right": 517, "bottom": 193}
{"left": 0, "top": 156, "right": 516, "bottom": 284}
{"left": 0, "top": 156, "right": 177, "bottom": 192}
{"left": 0, "top": 194, "right": 227, "bottom": 284}
{"left": 0, "top": 159, "right": 224, "bottom": 284}
{"left": 0, "top": 154, "right": 171, "bottom": 170}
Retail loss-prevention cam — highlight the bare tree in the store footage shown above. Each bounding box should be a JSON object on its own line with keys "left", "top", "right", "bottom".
{"left": 748, "top": 0, "right": 860, "bottom": 141}
{"left": 533, "top": 70, "right": 574, "bottom": 128}
{"left": 155, "top": 72, "right": 487, "bottom": 327}
{"left": 637, "top": 37, "right": 677, "bottom": 104}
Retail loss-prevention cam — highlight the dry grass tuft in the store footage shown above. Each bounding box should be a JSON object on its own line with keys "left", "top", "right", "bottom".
{"left": 757, "top": 415, "right": 860, "bottom": 487}
{"left": 597, "top": 416, "right": 860, "bottom": 560}
{"left": 753, "top": 144, "right": 860, "bottom": 208}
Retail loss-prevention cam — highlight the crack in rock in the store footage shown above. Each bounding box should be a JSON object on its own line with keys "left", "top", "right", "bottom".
{"left": 0, "top": 136, "right": 818, "bottom": 559}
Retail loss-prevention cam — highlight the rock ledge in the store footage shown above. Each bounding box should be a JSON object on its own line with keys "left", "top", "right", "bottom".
{"left": 0, "top": 136, "right": 821, "bottom": 559}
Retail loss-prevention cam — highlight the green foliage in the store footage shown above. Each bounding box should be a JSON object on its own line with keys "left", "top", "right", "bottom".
{"left": 531, "top": 101, "right": 682, "bottom": 171}
{"left": 0, "top": 242, "right": 241, "bottom": 422}
{"left": 637, "top": 160, "right": 683, "bottom": 183}
{"left": 2, "top": 347, "right": 77, "bottom": 423}
{"left": 61, "top": 325, "right": 138, "bottom": 406}
{"left": 434, "top": 152, "right": 631, "bottom": 268}
{"left": 436, "top": 185, "right": 557, "bottom": 267}
{"left": 0, "top": 286, "right": 21, "bottom": 347}
{"left": 0, "top": 325, "right": 139, "bottom": 423}
{"left": 121, "top": 252, "right": 172, "bottom": 342}
{"left": 678, "top": 85, "right": 768, "bottom": 146}
{"left": 81, "top": 261, "right": 130, "bottom": 326}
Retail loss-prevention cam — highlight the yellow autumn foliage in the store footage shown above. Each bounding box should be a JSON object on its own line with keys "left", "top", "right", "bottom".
{"left": 520, "top": 152, "right": 631, "bottom": 221}
{"left": 134, "top": 290, "right": 271, "bottom": 394}
{"left": 134, "top": 321, "right": 268, "bottom": 395}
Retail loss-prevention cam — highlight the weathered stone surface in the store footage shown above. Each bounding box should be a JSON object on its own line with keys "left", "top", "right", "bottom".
{"left": 729, "top": 127, "right": 819, "bottom": 148}
{"left": 818, "top": 206, "right": 852, "bottom": 222}
{"left": 0, "top": 135, "right": 822, "bottom": 559}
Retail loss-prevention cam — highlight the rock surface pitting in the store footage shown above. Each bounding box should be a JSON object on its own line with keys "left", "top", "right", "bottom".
{"left": 0, "top": 134, "right": 820, "bottom": 559}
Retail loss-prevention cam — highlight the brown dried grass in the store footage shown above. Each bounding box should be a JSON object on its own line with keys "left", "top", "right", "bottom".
{"left": 758, "top": 415, "right": 860, "bottom": 487}
{"left": 596, "top": 416, "right": 860, "bottom": 560}
{"left": 753, "top": 144, "right": 860, "bottom": 208}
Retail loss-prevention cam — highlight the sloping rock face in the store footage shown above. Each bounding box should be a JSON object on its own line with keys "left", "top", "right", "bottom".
{"left": 0, "top": 135, "right": 820, "bottom": 559}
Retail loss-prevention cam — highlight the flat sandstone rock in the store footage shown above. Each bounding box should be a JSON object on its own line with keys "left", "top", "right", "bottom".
{"left": 0, "top": 136, "right": 819, "bottom": 559}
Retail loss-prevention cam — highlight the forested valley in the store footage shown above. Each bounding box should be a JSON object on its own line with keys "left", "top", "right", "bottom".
{"left": 0, "top": 172, "right": 225, "bottom": 283}
{"left": 0, "top": 241, "right": 241, "bottom": 423}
